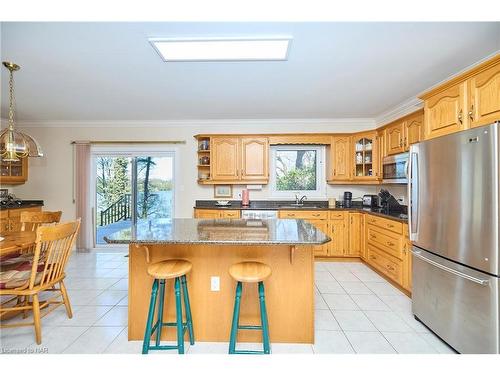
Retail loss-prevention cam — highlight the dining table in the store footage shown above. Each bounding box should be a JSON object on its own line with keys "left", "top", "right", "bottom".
{"left": 0, "top": 231, "right": 36, "bottom": 257}
{"left": 0, "top": 231, "right": 37, "bottom": 321}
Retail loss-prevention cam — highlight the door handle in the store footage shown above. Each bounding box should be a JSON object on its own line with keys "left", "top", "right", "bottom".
{"left": 408, "top": 149, "right": 419, "bottom": 241}
{"left": 468, "top": 105, "right": 474, "bottom": 121}
{"left": 458, "top": 109, "right": 463, "bottom": 124}
{"left": 412, "top": 250, "right": 489, "bottom": 286}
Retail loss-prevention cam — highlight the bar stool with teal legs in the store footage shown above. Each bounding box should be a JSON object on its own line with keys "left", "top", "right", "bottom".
{"left": 228, "top": 261, "right": 271, "bottom": 354}
{"left": 142, "top": 259, "right": 195, "bottom": 354}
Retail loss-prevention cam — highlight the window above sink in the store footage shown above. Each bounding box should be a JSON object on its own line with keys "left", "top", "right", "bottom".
{"left": 269, "top": 145, "right": 326, "bottom": 198}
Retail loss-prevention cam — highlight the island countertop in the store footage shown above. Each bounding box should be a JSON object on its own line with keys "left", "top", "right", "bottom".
{"left": 104, "top": 218, "right": 330, "bottom": 246}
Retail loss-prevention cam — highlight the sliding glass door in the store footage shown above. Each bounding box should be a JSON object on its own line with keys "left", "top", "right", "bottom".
{"left": 93, "top": 151, "right": 175, "bottom": 246}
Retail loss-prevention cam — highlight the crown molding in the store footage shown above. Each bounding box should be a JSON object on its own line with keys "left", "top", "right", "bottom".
{"left": 11, "top": 118, "right": 376, "bottom": 129}
{"left": 374, "top": 97, "right": 423, "bottom": 127}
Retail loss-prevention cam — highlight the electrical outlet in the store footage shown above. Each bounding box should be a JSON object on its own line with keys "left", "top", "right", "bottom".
{"left": 210, "top": 276, "right": 220, "bottom": 292}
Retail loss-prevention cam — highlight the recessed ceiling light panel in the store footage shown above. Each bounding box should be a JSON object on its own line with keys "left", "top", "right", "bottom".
{"left": 149, "top": 38, "right": 291, "bottom": 62}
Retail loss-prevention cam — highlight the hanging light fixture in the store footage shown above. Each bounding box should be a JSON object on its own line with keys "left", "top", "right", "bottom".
{"left": 1, "top": 61, "right": 43, "bottom": 161}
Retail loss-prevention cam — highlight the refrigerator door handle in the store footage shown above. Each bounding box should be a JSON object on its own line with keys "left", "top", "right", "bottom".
{"left": 408, "top": 148, "right": 419, "bottom": 241}
{"left": 412, "top": 250, "right": 490, "bottom": 286}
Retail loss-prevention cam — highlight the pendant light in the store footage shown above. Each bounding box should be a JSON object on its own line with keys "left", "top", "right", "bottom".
{"left": 0, "top": 61, "right": 43, "bottom": 161}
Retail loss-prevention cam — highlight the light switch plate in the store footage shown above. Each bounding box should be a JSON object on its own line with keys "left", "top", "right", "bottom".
{"left": 210, "top": 276, "right": 220, "bottom": 291}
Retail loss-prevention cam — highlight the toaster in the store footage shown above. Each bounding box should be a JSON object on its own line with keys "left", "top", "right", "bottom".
{"left": 362, "top": 194, "right": 378, "bottom": 208}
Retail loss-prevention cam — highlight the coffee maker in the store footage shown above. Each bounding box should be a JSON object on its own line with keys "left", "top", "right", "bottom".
{"left": 343, "top": 191, "right": 352, "bottom": 208}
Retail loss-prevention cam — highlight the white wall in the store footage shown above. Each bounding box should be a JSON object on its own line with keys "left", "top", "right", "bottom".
{"left": 4, "top": 120, "right": 407, "bottom": 220}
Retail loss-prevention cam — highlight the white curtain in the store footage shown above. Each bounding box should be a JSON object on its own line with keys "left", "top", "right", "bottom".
{"left": 74, "top": 142, "right": 92, "bottom": 251}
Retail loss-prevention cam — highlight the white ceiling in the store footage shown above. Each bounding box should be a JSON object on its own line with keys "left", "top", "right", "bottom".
{"left": 1, "top": 22, "right": 499, "bottom": 122}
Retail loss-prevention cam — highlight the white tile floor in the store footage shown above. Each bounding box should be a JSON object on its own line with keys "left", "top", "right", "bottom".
{"left": 0, "top": 252, "right": 456, "bottom": 354}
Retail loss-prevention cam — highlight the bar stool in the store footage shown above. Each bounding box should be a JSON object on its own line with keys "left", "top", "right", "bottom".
{"left": 228, "top": 261, "right": 272, "bottom": 354}
{"left": 142, "top": 259, "right": 195, "bottom": 354}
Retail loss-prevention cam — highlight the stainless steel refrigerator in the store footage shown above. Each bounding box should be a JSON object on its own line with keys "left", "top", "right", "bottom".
{"left": 409, "top": 122, "right": 500, "bottom": 354}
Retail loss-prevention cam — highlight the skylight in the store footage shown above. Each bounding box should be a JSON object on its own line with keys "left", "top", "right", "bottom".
{"left": 149, "top": 38, "right": 291, "bottom": 61}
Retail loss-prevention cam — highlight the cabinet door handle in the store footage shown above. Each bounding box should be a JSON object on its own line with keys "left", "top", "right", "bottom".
{"left": 370, "top": 255, "right": 376, "bottom": 260}
{"left": 387, "top": 265, "right": 395, "bottom": 271}
{"left": 370, "top": 234, "right": 376, "bottom": 239}
{"left": 312, "top": 214, "right": 321, "bottom": 217}
{"left": 468, "top": 105, "right": 474, "bottom": 121}
{"left": 458, "top": 109, "right": 463, "bottom": 124}
{"left": 333, "top": 169, "right": 336, "bottom": 176}
{"left": 387, "top": 241, "right": 395, "bottom": 247}
{"left": 387, "top": 224, "right": 394, "bottom": 228}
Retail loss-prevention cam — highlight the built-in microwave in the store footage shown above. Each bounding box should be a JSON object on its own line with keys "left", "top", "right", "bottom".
{"left": 382, "top": 153, "right": 408, "bottom": 184}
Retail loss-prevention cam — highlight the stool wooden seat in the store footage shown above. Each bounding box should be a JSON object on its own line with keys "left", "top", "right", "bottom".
{"left": 228, "top": 261, "right": 271, "bottom": 355}
{"left": 142, "top": 258, "right": 194, "bottom": 354}
{"left": 229, "top": 261, "right": 272, "bottom": 283}
{"left": 147, "top": 259, "right": 192, "bottom": 280}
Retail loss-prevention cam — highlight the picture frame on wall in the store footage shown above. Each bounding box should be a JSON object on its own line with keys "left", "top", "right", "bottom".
{"left": 214, "top": 185, "right": 232, "bottom": 198}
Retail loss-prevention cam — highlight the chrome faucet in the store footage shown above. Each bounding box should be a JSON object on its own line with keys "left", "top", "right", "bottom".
{"left": 295, "top": 194, "right": 307, "bottom": 205}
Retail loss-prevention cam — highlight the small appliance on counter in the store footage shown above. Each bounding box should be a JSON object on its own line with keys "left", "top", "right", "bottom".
{"left": 0, "top": 193, "right": 22, "bottom": 208}
{"left": 362, "top": 194, "right": 378, "bottom": 208}
{"left": 241, "top": 189, "right": 250, "bottom": 207}
{"left": 343, "top": 191, "right": 352, "bottom": 208}
{"left": 378, "top": 189, "right": 402, "bottom": 212}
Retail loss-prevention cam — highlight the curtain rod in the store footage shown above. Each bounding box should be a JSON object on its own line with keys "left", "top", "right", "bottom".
{"left": 71, "top": 140, "right": 186, "bottom": 145}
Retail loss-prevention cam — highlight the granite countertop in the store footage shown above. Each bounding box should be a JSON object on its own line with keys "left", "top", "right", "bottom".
{"left": 0, "top": 200, "right": 44, "bottom": 210}
{"left": 195, "top": 200, "right": 408, "bottom": 223}
{"left": 104, "top": 218, "right": 331, "bottom": 246}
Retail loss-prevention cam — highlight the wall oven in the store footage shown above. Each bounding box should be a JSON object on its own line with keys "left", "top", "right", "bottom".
{"left": 382, "top": 153, "right": 408, "bottom": 184}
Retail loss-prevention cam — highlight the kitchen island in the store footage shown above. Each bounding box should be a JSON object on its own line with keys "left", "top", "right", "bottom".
{"left": 105, "top": 218, "right": 330, "bottom": 344}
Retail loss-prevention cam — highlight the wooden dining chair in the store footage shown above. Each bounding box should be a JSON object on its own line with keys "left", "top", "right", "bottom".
{"left": 20, "top": 210, "right": 62, "bottom": 232}
{"left": 0, "top": 219, "right": 81, "bottom": 344}
{"left": 17, "top": 211, "right": 63, "bottom": 256}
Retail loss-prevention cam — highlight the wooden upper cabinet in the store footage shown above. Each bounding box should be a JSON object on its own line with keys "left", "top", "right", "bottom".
{"left": 404, "top": 111, "right": 423, "bottom": 150}
{"left": 468, "top": 61, "right": 500, "bottom": 128}
{"left": 330, "top": 136, "right": 351, "bottom": 181}
{"left": 423, "top": 81, "right": 468, "bottom": 140}
{"left": 376, "top": 129, "right": 385, "bottom": 180}
{"left": 352, "top": 131, "right": 377, "bottom": 181}
{"left": 385, "top": 121, "right": 405, "bottom": 155}
{"left": 0, "top": 157, "right": 28, "bottom": 185}
{"left": 210, "top": 137, "right": 240, "bottom": 181}
{"left": 240, "top": 137, "right": 269, "bottom": 180}
{"left": 210, "top": 136, "right": 268, "bottom": 182}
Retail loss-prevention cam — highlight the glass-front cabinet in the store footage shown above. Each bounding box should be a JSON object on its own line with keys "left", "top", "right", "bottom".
{"left": 0, "top": 157, "right": 28, "bottom": 184}
{"left": 352, "top": 131, "right": 379, "bottom": 181}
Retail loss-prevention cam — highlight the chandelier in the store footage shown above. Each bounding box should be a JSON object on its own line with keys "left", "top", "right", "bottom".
{"left": 0, "top": 61, "right": 43, "bottom": 161}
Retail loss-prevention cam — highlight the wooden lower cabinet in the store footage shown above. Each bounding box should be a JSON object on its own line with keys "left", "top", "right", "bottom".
{"left": 309, "top": 219, "right": 329, "bottom": 256}
{"left": 193, "top": 209, "right": 240, "bottom": 219}
{"left": 365, "top": 213, "right": 411, "bottom": 292}
{"left": 328, "top": 212, "right": 348, "bottom": 256}
{"left": 0, "top": 206, "right": 42, "bottom": 234}
{"left": 347, "top": 212, "right": 362, "bottom": 257}
{"left": 278, "top": 210, "right": 329, "bottom": 256}
{"left": 402, "top": 223, "right": 412, "bottom": 291}
{"left": 192, "top": 208, "right": 411, "bottom": 291}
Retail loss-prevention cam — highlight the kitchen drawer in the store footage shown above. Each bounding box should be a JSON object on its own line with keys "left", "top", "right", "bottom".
{"left": 221, "top": 210, "right": 240, "bottom": 219}
{"left": 279, "top": 210, "right": 328, "bottom": 220}
{"left": 367, "top": 244, "right": 403, "bottom": 285}
{"left": 365, "top": 214, "right": 402, "bottom": 234}
{"left": 367, "top": 225, "right": 403, "bottom": 260}
{"left": 329, "top": 211, "right": 346, "bottom": 220}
